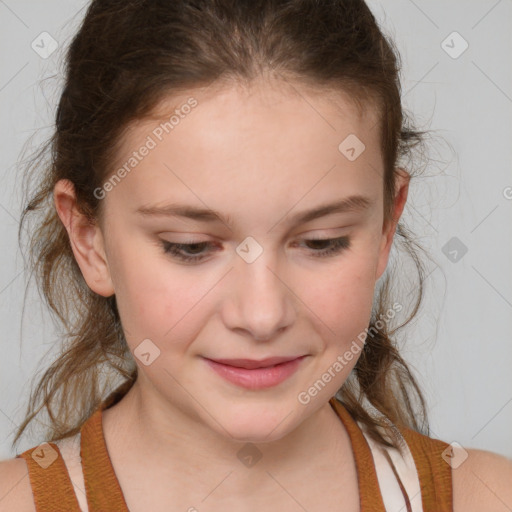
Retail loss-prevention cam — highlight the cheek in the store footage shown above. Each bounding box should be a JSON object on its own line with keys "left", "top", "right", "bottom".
{"left": 105, "top": 240, "right": 175, "bottom": 337}
{"left": 305, "top": 260, "right": 376, "bottom": 328}
{"left": 299, "top": 265, "right": 375, "bottom": 390}
{"left": 113, "top": 250, "right": 215, "bottom": 354}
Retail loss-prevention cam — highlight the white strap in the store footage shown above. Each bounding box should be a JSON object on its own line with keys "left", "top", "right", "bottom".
{"left": 54, "top": 432, "right": 89, "bottom": 512}
{"left": 358, "top": 421, "right": 423, "bottom": 512}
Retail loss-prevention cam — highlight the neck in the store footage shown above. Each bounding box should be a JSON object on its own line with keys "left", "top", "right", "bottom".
{"left": 101, "top": 378, "right": 355, "bottom": 499}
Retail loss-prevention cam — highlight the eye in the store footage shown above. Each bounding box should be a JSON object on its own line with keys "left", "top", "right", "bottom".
{"left": 160, "top": 236, "right": 351, "bottom": 263}
{"left": 297, "top": 236, "right": 351, "bottom": 257}
{"left": 161, "top": 241, "right": 215, "bottom": 263}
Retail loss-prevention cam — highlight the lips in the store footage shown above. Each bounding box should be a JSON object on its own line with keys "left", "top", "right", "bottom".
{"left": 203, "top": 355, "right": 307, "bottom": 389}
{"left": 205, "top": 356, "right": 303, "bottom": 369}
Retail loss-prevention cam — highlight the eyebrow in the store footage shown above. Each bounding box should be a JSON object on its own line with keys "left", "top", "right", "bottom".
{"left": 136, "top": 194, "right": 373, "bottom": 228}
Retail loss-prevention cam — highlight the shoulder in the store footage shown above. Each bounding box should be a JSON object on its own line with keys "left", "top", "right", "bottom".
{"left": 452, "top": 447, "right": 512, "bottom": 512}
{"left": 0, "top": 457, "right": 36, "bottom": 512}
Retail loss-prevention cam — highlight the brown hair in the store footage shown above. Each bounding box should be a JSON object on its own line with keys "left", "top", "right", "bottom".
{"left": 14, "top": 0, "right": 436, "bottom": 452}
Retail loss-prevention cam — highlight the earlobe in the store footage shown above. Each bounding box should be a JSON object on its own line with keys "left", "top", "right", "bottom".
{"left": 53, "top": 179, "right": 115, "bottom": 297}
{"left": 375, "top": 168, "right": 410, "bottom": 281}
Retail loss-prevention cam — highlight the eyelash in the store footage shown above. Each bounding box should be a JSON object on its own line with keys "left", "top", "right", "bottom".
{"left": 160, "top": 237, "right": 351, "bottom": 263}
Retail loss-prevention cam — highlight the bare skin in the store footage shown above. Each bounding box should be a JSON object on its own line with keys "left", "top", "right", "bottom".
{"left": 1, "top": 77, "right": 511, "bottom": 511}
{"left": 101, "top": 382, "right": 361, "bottom": 511}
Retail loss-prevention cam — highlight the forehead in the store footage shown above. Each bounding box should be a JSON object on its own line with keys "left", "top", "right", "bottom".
{"left": 104, "top": 77, "right": 384, "bottom": 220}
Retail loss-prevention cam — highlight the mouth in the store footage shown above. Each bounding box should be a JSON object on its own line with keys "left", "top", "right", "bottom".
{"left": 203, "top": 355, "right": 308, "bottom": 390}
{"left": 205, "top": 356, "right": 305, "bottom": 370}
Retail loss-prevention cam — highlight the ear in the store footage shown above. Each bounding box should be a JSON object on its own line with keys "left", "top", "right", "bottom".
{"left": 375, "top": 168, "right": 410, "bottom": 281}
{"left": 53, "top": 179, "right": 115, "bottom": 297}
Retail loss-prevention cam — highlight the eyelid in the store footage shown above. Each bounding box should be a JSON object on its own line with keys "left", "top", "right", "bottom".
{"left": 160, "top": 234, "right": 352, "bottom": 255}
{"left": 159, "top": 233, "right": 215, "bottom": 243}
{"left": 290, "top": 226, "right": 352, "bottom": 240}
{"left": 160, "top": 224, "right": 352, "bottom": 237}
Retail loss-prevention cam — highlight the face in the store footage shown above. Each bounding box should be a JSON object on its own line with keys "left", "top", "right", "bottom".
{"left": 55, "top": 77, "right": 409, "bottom": 442}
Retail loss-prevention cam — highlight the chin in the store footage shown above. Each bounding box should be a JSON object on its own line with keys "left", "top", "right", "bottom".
{"left": 208, "top": 406, "right": 297, "bottom": 444}
{"left": 224, "top": 425, "right": 289, "bottom": 445}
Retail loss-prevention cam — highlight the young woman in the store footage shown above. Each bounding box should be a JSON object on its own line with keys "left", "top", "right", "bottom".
{"left": 1, "top": 1, "right": 511, "bottom": 511}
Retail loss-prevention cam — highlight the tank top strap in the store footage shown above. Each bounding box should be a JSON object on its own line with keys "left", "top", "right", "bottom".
{"left": 399, "top": 425, "right": 453, "bottom": 511}
{"left": 16, "top": 441, "right": 82, "bottom": 512}
{"left": 329, "top": 397, "right": 453, "bottom": 512}
{"left": 80, "top": 402, "right": 130, "bottom": 511}
{"left": 357, "top": 417, "right": 423, "bottom": 511}
{"left": 329, "top": 397, "right": 388, "bottom": 511}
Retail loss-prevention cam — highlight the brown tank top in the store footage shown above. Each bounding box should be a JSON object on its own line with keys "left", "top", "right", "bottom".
{"left": 16, "top": 391, "right": 453, "bottom": 511}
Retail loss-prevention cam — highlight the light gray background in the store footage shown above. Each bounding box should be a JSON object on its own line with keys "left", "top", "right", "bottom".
{"left": 1, "top": 0, "right": 511, "bottom": 460}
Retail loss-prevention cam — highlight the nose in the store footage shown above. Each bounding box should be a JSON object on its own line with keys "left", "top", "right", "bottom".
{"left": 223, "top": 248, "right": 295, "bottom": 341}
